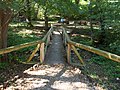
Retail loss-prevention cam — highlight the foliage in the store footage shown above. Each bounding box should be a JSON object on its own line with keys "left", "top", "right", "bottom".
{"left": 7, "top": 23, "right": 43, "bottom": 62}
{"left": 89, "top": 56, "right": 120, "bottom": 89}
{"left": 0, "top": 62, "right": 9, "bottom": 69}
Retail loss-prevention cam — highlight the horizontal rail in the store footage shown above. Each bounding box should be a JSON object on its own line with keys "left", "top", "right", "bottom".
{"left": 62, "top": 27, "right": 120, "bottom": 63}
{"left": 69, "top": 41, "right": 120, "bottom": 63}
{"left": 0, "top": 40, "right": 43, "bottom": 55}
{"left": 0, "top": 26, "right": 54, "bottom": 55}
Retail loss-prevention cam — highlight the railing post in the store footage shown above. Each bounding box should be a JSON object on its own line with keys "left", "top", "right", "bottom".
{"left": 40, "top": 43, "right": 45, "bottom": 63}
{"left": 71, "top": 45, "right": 84, "bottom": 65}
{"left": 27, "top": 44, "right": 40, "bottom": 62}
{"left": 67, "top": 44, "right": 71, "bottom": 63}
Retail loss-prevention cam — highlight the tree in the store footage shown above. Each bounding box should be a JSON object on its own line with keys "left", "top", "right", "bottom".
{"left": 0, "top": 0, "right": 25, "bottom": 61}
{"left": 0, "top": 0, "right": 12, "bottom": 61}
{"left": 25, "top": 0, "right": 33, "bottom": 26}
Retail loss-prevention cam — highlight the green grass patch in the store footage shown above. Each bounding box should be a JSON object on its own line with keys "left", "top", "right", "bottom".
{"left": 71, "top": 35, "right": 92, "bottom": 46}
{"left": 7, "top": 23, "right": 44, "bottom": 62}
{"left": 87, "top": 56, "right": 120, "bottom": 89}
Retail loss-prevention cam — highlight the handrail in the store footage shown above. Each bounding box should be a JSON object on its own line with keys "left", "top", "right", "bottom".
{"left": 62, "top": 27, "right": 120, "bottom": 63}
{"left": 0, "top": 26, "right": 54, "bottom": 55}
{"left": 0, "top": 40, "right": 43, "bottom": 55}
{"left": 0, "top": 26, "right": 55, "bottom": 63}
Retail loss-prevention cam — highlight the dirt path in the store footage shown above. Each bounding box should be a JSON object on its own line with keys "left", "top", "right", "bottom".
{"left": 4, "top": 64, "right": 104, "bottom": 90}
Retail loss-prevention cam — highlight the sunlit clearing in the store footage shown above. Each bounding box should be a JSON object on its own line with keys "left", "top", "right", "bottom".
{"left": 53, "top": 31, "right": 61, "bottom": 35}
{"left": 80, "top": 35, "right": 91, "bottom": 38}
{"left": 72, "top": 34, "right": 91, "bottom": 39}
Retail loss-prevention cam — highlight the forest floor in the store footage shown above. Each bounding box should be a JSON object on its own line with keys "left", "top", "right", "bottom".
{"left": 0, "top": 22, "right": 120, "bottom": 90}
{"left": 67, "top": 25, "right": 120, "bottom": 90}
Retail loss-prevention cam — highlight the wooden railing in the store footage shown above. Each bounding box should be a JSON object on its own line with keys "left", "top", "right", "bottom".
{"left": 62, "top": 27, "right": 120, "bottom": 66}
{"left": 0, "top": 26, "right": 54, "bottom": 64}
{"left": 0, "top": 26, "right": 120, "bottom": 65}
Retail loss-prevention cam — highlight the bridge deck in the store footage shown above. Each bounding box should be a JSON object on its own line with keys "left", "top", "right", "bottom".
{"left": 44, "top": 30, "right": 66, "bottom": 65}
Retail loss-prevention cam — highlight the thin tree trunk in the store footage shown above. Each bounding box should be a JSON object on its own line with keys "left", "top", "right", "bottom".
{"left": 44, "top": 9, "right": 48, "bottom": 30}
{"left": 26, "top": 0, "right": 33, "bottom": 27}
{"left": 90, "top": 17, "right": 93, "bottom": 43}
{"left": 88, "top": 1, "right": 94, "bottom": 44}
{"left": 75, "top": 0, "right": 80, "bottom": 4}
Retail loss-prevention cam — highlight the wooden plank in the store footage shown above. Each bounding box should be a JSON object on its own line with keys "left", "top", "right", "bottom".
{"left": 69, "top": 41, "right": 120, "bottom": 63}
{"left": 42, "top": 26, "right": 54, "bottom": 42}
{"left": 40, "top": 43, "right": 45, "bottom": 63}
{"left": 67, "top": 44, "right": 71, "bottom": 63}
{"left": 27, "top": 44, "right": 40, "bottom": 62}
{"left": 45, "top": 35, "right": 50, "bottom": 54}
{"left": 0, "top": 40, "right": 43, "bottom": 55}
{"left": 71, "top": 45, "right": 84, "bottom": 65}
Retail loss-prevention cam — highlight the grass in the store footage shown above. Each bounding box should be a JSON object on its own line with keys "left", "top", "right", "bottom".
{"left": 70, "top": 25, "right": 120, "bottom": 90}
{"left": 0, "top": 62, "right": 9, "bottom": 69}
{"left": 86, "top": 56, "right": 120, "bottom": 89}
{"left": 7, "top": 22, "right": 45, "bottom": 62}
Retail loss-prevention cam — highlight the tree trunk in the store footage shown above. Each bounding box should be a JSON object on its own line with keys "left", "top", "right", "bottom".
{"left": 0, "top": 9, "right": 12, "bottom": 62}
{"left": 26, "top": 0, "right": 33, "bottom": 27}
{"left": 90, "top": 17, "right": 93, "bottom": 43}
{"left": 44, "top": 9, "right": 49, "bottom": 30}
{"left": 45, "top": 16, "right": 48, "bottom": 30}
{"left": 75, "top": 0, "right": 80, "bottom": 4}
{"left": 88, "top": 2, "right": 94, "bottom": 44}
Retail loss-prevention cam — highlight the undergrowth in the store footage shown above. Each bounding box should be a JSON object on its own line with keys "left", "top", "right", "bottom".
{"left": 7, "top": 24, "right": 44, "bottom": 62}
{"left": 87, "top": 56, "right": 120, "bottom": 89}
{"left": 71, "top": 26, "right": 120, "bottom": 90}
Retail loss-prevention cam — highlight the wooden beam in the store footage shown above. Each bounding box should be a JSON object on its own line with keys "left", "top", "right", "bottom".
{"left": 69, "top": 41, "right": 120, "bottom": 63}
{"left": 67, "top": 44, "right": 71, "bottom": 63}
{"left": 40, "top": 43, "right": 45, "bottom": 63}
{"left": 27, "top": 44, "right": 40, "bottom": 62}
{"left": 71, "top": 45, "right": 84, "bottom": 65}
{"left": 0, "top": 40, "right": 43, "bottom": 55}
{"left": 45, "top": 36, "right": 49, "bottom": 53}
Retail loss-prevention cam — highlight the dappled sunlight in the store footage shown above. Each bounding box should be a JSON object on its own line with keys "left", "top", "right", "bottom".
{"left": 51, "top": 81, "right": 89, "bottom": 90}
{"left": 24, "top": 64, "right": 64, "bottom": 76}
{"left": 61, "top": 68, "right": 81, "bottom": 78}
{"left": 53, "top": 31, "right": 61, "bottom": 35}
{"left": 17, "top": 28, "right": 44, "bottom": 37}
{"left": 72, "top": 34, "right": 91, "bottom": 39}
{"left": 4, "top": 64, "right": 105, "bottom": 90}
{"left": 7, "top": 77, "right": 49, "bottom": 90}
{"left": 18, "top": 29, "right": 33, "bottom": 35}
{"left": 80, "top": 35, "right": 91, "bottom": 38}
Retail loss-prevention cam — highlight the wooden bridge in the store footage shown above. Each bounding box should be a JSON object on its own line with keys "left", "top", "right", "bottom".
{"left": 0, "top": 25, "right": 120, "bottom": 89}
{"left": 0, "top": 25, "right": 120, "bottom": 65}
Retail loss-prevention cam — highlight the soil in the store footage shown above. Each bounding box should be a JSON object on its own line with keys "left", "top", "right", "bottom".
{"left": 0, "top": 64, "right": 105, "bottom": 90}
